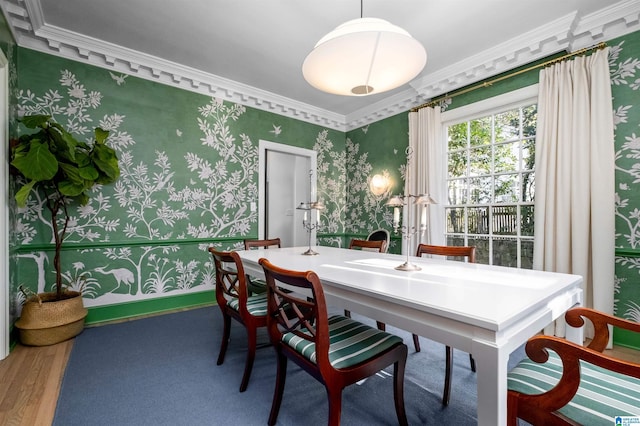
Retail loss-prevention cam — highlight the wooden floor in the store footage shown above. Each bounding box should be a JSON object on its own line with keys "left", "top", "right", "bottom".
{"left": 0, "top": 340, "right": 73, "bottom": 426}
{"left": 0, "top": 337, "right": 638, "bottom": 426}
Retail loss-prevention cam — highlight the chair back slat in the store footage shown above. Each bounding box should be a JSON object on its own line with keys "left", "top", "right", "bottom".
{"left": 367, "top": 229, "right": 390, "bottom": 253}
{"left": 259, "top": 258, "right": 330, "bottom": 361}
{"left": 244, "top": 238, "right": 281, "bottom": 250}
{"left": 349, "top": 238, "right": 386, "bottom": 252}
{"left": 416, "top": 244, "right": 476, "bottom": 263}
{"left": 208, "top": 248, "right": 248, "bottom": 313}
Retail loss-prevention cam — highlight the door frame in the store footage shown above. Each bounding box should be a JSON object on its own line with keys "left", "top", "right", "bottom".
{"left": 1, "top": 49, "right": 10, "bottom": 359}
{"left": 258, "top": 140, "right": 317, "bottom": 242}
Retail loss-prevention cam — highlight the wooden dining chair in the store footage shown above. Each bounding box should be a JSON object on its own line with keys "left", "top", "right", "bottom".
{"left": 348, "top": 238, "right": 386, "bottom": 252}
{"left": 366, "top": 228, "right": 390, "bottom": 253}
{"left": 507, "top": 307, "right": 640, "bottom": 425}
{"left": 208, "top": 247, "right": 268, "bottom": 392}
{"left": 259, "top": 258, "right": 408, "bottom": 426}
{"left": 416, "top": 243, "right": 477, "bottom": 406}
{"left": 243, "top": 238, "right": 281, "bottom": 294}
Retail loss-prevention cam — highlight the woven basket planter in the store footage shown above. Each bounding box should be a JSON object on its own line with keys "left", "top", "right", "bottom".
{"left": 15, "top": 291, "right": 88, "bottom": 346}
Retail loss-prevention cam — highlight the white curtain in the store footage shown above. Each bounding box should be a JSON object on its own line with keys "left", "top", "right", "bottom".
{"left": 533, "top": 47, "right": 615, "bottom": 339}
{"left": 407, "top": 106, "right": 445, "bottom": 254}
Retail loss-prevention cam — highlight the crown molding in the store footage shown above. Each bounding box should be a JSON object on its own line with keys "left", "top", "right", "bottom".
{"left": 570, "top": 0, "right": 640, "bottom": 49}
{"left": 1, "top": 1, "right": 348, "bottom": 130}
{"left": 408, "top": 12, "right": 577, "bottom": 101}
{"left": 347, "top": 1, "right": 640, "bottom": 130}
{"left": 2, "top": 0, "right": 640, "bottom": 132}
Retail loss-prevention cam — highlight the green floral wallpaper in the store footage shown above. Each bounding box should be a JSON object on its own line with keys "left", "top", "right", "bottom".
{"left": 10, "top": 48, "right": 346, "bottom": 324}
{"left": 344, "top": 114, "right": 409, "bottom": 253}
{"left": 7, "top": 27, "right": 640, "bottom": 349}
{"left": 610, "top": 33, "right": 640, "bottom": 341}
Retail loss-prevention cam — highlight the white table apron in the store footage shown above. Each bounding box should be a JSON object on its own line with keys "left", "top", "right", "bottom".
{"left": 237, "top": 246, "right": 583, "bottom": 426}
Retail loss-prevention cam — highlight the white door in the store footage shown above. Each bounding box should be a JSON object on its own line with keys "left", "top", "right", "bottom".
{"left": 266, "top": 151, "right": 311, "bottom": 246}
{"left": 259, "top": 141, "right": 317, "bottom": 248}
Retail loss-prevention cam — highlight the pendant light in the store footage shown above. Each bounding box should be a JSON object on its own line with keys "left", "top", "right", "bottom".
{"left": 302, "top": 2, "right": 427, "bottom": 96}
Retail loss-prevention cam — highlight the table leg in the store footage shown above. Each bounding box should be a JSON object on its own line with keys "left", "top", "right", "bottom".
{"left": 473, "top": 343, "right": 509, "bottom": 426}
{"left": 565, "top": 304, "right": 585, "bottom": 345}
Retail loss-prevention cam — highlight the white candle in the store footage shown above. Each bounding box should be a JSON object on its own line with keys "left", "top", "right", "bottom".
{"left": 393, "top": 207, "right": 400, "bottom": 227}
{"left": 304, "top": 211, "right": 308, "bottom": 222}
{"left": 316, "top": 209, "right": 320, "bottom": 223}
{"left": 421, "top": 206, "right": 427, "bottom": 229}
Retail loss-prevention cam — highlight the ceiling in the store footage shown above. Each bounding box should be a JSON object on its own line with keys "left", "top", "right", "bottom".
{"left": 2, "top": 0, "right": 640, "bottom": 130}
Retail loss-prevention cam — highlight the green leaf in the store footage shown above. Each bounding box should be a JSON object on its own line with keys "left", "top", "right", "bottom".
{"left": 94, "top": 127, "right": 109, "bottom": 144}
{"left": 10, "top": 140, "right": 58, "bottom": 181}
{"left": 76, "top": 193, "right": 89, "bottom": 206}
{"left": 59, "top": 163, "right": 84, "bottom": 185}
{"left": 10, "top": 138, "right": 30, "bottom": 160}
{"left": 78, "top": 165, "right": 99, "bottom": 180}
{"left": 20, "top": 115, "right": 51, "bottom": 129}
{"left": 75, "top": 151, "right": 91, "bottom": 167}
{"left": 58, "top": 179, "right": 85, "bottom": 197}
{"left": 49, "top": 125, "right": 79, "bottom": 163}
{"left": 92, "top": 144, "right": 120, "bottom": 182}
{"left": 14, "top": 180, "right": 36, "bottom": 207}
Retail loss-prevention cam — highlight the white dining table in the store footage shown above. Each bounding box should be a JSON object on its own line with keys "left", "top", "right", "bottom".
{"left": 237, "top": 245, "right": 583, "bottom": 426}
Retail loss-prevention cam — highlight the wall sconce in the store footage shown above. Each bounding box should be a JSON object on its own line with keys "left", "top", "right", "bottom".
{"left": 369, "top": 173, "right": 392, "bottom": 196}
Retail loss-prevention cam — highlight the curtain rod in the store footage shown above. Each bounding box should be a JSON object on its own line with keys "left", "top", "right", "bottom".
{"left": 411, "top": 42, "right": 607, "bottom": 112}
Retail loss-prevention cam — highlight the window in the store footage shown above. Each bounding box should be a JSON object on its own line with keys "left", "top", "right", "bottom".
{"left": 444, "top": 94, "right": 537, "bottom": 268}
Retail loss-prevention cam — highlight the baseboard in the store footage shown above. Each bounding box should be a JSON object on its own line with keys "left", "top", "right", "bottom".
{"left": 85, "top": 291, "right": 216, "bottom": 326}
{"left": 614, "top": 328, "right": 640, "bottom": 352}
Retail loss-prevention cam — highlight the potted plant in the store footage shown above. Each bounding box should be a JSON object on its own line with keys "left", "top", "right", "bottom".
{"left": 11, "top": 114, "right": 120, "bottom": 346}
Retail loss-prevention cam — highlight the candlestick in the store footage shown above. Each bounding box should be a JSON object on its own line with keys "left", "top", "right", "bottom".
{"left": 296, "top": 170, "right": 324, "bottom": 255}
{"left": 386, "top": 147, "right": 437, "bottom": 271}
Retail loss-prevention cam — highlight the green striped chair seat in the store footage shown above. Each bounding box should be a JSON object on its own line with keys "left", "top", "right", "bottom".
{"left": 247, "top": 277, "right": 268, "bottom": 294}
{"left": 507, "top": 349, "right": 640, "bottom": 425}
{"left": 282, "top": 315, "right": 404, "bottom": 369}
{"left": 228, "top": 293, "right": 268, "bottom": 317}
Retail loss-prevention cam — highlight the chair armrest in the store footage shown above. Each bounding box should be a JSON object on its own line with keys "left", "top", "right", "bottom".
{"left": 525, "top": 334, "right": 640, "bottom": 382}
{"left": 509, "top": 335, "right": 640, "bottom": 423}
{"left": 508, "top": 308, "right": 640, "bottom": 425}
{"left": 566, "top": 307, "right": 640, "bottom": 352}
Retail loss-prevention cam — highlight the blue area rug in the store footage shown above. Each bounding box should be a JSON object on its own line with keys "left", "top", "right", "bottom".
{"left": 54, "top": 306, "right": 526, "bottom": 425}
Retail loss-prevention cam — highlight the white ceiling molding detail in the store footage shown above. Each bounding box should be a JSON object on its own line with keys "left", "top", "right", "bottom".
{"left": 571, "top": 0, "right": 640, "bottom": 49}
{"left": 407, "top": 13, "right": 578, "bottom": 102}
{"left": 2, "top": 0, "right": 640, "bottom": 132}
